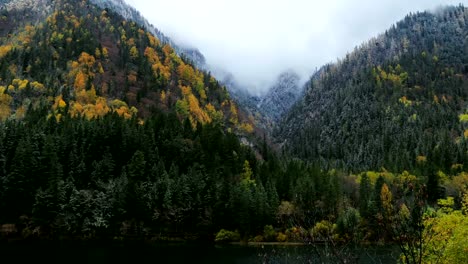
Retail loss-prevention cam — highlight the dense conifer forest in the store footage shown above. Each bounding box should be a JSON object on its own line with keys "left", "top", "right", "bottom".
{"left": 0, "top": 0, "right": 468, "bottom": 263}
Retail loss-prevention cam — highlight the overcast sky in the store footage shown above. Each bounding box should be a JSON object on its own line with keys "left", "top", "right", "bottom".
{"left": 125, "top": 0, "right": 465, "bottom": 94}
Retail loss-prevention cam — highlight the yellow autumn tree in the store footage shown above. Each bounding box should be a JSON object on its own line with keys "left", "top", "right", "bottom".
{"left": 77, "top": 52, "right": 96, "bottom": 74}
{"left": 0, "top": 87, "right": 12, "bottom": 121}
{"left": 188, "top": 94, "right": 211, "bottom": 125}
{"left": 130, "top": 46, "right": 139, "bottom": 60}
{"left": 74, "top": 72, "right": 87, "bottom": 91}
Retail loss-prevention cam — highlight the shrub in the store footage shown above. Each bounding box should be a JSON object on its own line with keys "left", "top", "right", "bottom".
{"left": 310, "top": 220, "right": 337, "bottom": 241}
{"left": 336, "top": 207, "right": 361, "bottom": 237}
{"left": 214, "top": 229, "right": 241, "bottom": 243}
{"left": 276, "top": 232, "right": 287, "bottom": 242}
{"left": 251, "top": 235, "right": 264, "bottom": 242}
{"left": 285, "top": 226, "right": 308, "bottom": 242}
{"left": 263, "top": 225, "right": 277, "bottom": 242}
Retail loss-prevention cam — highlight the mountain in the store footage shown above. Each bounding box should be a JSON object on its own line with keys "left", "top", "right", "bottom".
{"left": 0, "top": 0, "right": 277, "bottom": 239}
{"left": 0, "top": 0, "right": 254, "bottom": 133}
{"left": 277, "top": 5, "right": 468, "bottom": 173}
{"left": 258, "top": 70, "right": 302, "bottom": 122}
{"left": 89, "top": 0, "right": 207, "bottom": 68}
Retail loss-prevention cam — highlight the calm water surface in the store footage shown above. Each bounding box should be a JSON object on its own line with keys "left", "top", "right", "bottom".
{"left": 0, "top": 241, "right": 399, "bottom": 264}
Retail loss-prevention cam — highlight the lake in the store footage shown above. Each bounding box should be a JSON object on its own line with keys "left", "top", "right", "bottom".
{"left": 0, "top": 240, "right": 399, "bottom": 263}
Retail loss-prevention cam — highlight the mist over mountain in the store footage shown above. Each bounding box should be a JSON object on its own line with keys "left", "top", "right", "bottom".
{"left": 124, "top": 0, "right": 464, "bottom": 95}
{"left": 1, "top": 1, "right": 468, "bottom": 260}
{"left": 277, "top": 5, "right": 468, "bottom": 172}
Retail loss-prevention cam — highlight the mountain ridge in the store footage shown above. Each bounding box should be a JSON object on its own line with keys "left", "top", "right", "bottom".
{"left": 277, "top": 5, "right": 468, "bottom": 172}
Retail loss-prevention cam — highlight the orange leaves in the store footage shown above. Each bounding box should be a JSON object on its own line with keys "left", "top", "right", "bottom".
{"left": 69, "top": 52, "right": 97, "bottom": 90}
{"left": 178, "top": 62, "right": 207, "bottom": 101}
{"left": 110, "top": 99, "right": 137, "bottom": 119}
{"left": 0, "top": 87, "right": 13, "bottom": 121}
{"left": 69, "top": 88, "right": 115, "bottom": 120}
{"left": 69, "top": 101, "right": 83, "bottom": 118}
{"left": 239, "top": 123, "right": 254, "bottom": 134}
{"left": 144, "top": 47, "right": 159, "bottom": 64}
{"left": 180, "top": 85, "right": 192, "bottom": 97}
{"left": 178, "top": 63, "right": 196, "bottom": 84}
{"left": 160, "top": 90, "right": 167, "bottom": 102}
{"left": 176, "top": 84, "right": 211, "bottom": 126}
{"left": 162, "top": 44, "right": 174, "bottom": 55}
{"left": 10, "top": 79, "right": 28, "bottom": 91}
{"left": 94, "top": 97, "right": 110, "bottom": 117}
{"left": 147, "top": 33, "right": 160, "bottom": 48}
{"left": 206, "top": 103, "right": 223, "bottom": 123}
{"left": 52, "top": 95, "right": 67, "bottom": 111}
{"left": 78, "top": 52, "right": 96, "bottom": 73}
{"left": 398, "top": 96, "right": 412, "bottom": 107}
{"left": 0, "top": 45, "right": 12, "bottom": 59}
{"left": 145, "top": 46, "right": 171, "bottom": 81}
{"left": 15, "top": 106, "right": 26, "bottom": 120}
{"left": 74, "top": 72, "right": 87, "bottom": 92}
{"left": 188, "top": 94, "right": 211, "bottom": 125}
{"left": 50, "top": 95, "right": 67, "bottom": 122}
{"left": 151, "top": 63, "right": 171, "bottom": 81}
{"left": 130, "top": 46, "right": 139, "bottom": 60}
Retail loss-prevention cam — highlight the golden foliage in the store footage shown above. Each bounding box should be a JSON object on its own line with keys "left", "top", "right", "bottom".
{"left": 77, "top": 52, "right": 96, "bottom": 72}
{"left": 177, "top": 63, "right": 195, "bottom": 84}
{"left": 239, "top": 123, "right": 254, "bottom": 134}
{"left": 0, "top": 89, "right": 13, "bottom": 121}
{"left": 147, "top": 33, "right": 160, "bottom": 47}
{"left": 69, "top": 101, "right": 83, "bottom": 118}
{"left": 162, "top": 44, "right": 174, "bottom": 55}
{"left": 0, "top": 45, "right": 13, "bottom": 59}
{"left": 180, "top": 85, "right": 192, "bottom": 97}
{"left": 144, "top": 47, "right": 159, "bottom": 64}
{"left": 74, "top": 72, "right": 87, "bottom": 91}
{"left": 416, "top": 155, "right": 427, "bottom": 164}
{"left": 151, "top": 63, "right": 171, "bottom": 80}
{"left": 110, "top": 99, "right": 137, "bottom": 119}
{"left": 102, "top": 47, "right": 109, "bottom": 59}
{"left": 188, "top": 94, "right": 211, "bottom": 125}
{"left": 130, "top": 46, "right": 139, "bottom": 59}
{"left": 205, "top": 103, "right": 223, "bottom": 122}
{"left": 229, "top": 102, "right": 238, "bottom": 125}
{"left": 52, "top": 95, "right": 67, "bottom": 110}
{"left": 15, "top": 106, "right": 26, "bottom": 120}
{"left": 399, "top": 96, "right": 412, "bottom": 107}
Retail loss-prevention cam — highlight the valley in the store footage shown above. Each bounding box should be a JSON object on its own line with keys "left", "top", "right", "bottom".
{"left": 0, "top": 0, "right": 467, "bottom": 263}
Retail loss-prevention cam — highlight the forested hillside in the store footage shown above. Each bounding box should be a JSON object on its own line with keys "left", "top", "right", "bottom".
{"left": 0, "top": 0, "right": 263, "bottom": 238}
{"left": 1, "top": 1, "right": 468, "bottom": 261}
{"left": 0, "top": 0, "right": 253, "bottom": 131}
{"left": 278, "top": 5, "right": 468, "bottom": 174}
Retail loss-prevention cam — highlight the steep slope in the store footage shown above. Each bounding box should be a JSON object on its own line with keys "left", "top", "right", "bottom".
{"left": 0, "top": 0, "right": 270, "bottom": 239}
{"left": 90, "top": 0, "right": 207, "bottom": 68}
{"left": 258, "top": 70, "right": 302, "bottom": 122}
{"left": 0, "top": 0, "right": 253, "bottom": 133}
{"left": 277, "top": 5, "right": 468, "bottom": 173}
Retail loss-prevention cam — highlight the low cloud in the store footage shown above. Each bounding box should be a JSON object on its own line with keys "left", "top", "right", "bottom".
{"left": 126, "top": 0, "right": 465, "bottom": 94}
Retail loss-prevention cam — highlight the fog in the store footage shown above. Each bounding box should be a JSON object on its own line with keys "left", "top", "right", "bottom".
{"left": 125, "top": 0, "right": 465, "bottom": 94}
